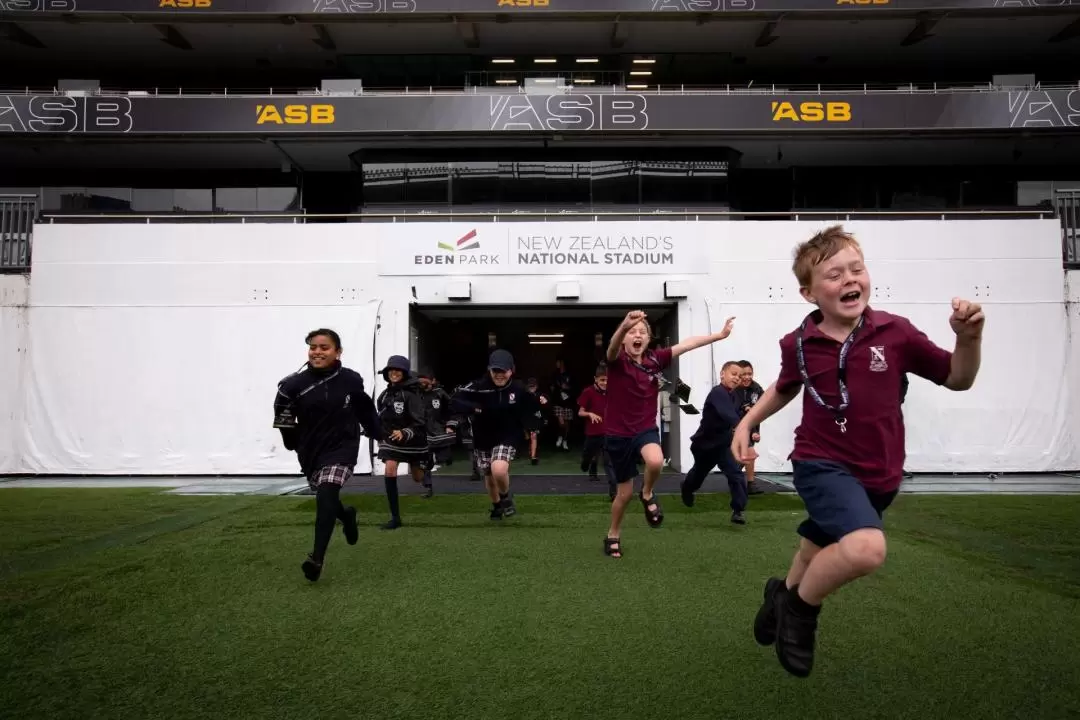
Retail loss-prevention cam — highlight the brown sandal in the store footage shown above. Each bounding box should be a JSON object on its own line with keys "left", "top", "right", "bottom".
{"left": 604, "top": 537, "right": 622, "bottom": 558}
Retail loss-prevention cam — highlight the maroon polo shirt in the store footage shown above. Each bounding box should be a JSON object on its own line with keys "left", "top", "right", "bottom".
{"left": 776, "top": 308, "right": 953, "bottom": 492}
{"left": 577, "top": 385, "right": 608, "bottom": 437}
{"left": 605, "top": 346, "right": 673, "bottom": 437}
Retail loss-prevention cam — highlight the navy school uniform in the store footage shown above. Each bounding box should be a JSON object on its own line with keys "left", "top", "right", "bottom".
{"left": 376, "top": 376, "right": 428, "bottom": 465}
{"left": 682, "top": 384, "right": 749, "bottom": 513}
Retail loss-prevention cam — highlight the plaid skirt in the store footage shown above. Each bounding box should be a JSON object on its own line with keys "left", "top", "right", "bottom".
{"left": 309, "top": 464, "right": 353, "bottom": 490}
{"left": 473, "top": 444, "right": 516, "bottom": 474}
{"left": 553, "top": 406, "right": 574, "bottom": 423}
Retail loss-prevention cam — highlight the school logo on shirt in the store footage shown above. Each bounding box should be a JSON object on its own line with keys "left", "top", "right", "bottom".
{"left": 431, "top": 399, "right": 441, "bottom": 409}
{"left": 509, "top": 393, "right": 516, "bottom": 404}
{"left": 393, "top": 401, "right": 405, "bottom": 414}
{"left": 343, "top": 394, "right": 351, "bottom": 408}
{"left": 869, "top": 346, "right": 888, "bottom": 372}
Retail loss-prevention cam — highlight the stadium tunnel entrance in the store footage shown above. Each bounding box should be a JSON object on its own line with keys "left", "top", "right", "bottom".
{"left": 408, "top": 303, "right": 683, "bottom": 475}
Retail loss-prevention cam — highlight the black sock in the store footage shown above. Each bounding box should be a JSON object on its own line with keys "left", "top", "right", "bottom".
{"left": 787, "top": 584, "right": 821, "bottom": 616}
{"left": 384, "top": 476, "right": 401, "bottom": 519}
{"left": 499, "top": 491, "right": 509, "bottom": 501}
{"left": 312, "top": 483, "right": 341, "bottom": 563}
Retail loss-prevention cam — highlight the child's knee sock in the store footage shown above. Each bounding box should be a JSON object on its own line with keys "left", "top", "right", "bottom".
{"left": 384, "top": 476, "right": 401, "bottom": 519}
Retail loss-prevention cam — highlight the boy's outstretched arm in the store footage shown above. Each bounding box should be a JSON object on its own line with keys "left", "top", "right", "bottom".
{"left": 944, "top": 298, "right": 984, "bottom": 391}
{"left": 671, "top": 317, "right": 735, "bottom": 359}
{"left": 732, "top": 383, "right": 799, "bottom": 462}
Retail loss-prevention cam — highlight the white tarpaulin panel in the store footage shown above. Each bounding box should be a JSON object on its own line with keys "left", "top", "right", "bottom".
{"left": 4, "top": 220, "right": 1079, "bottom": 476}
{"left": 16, "top": 303, "right": 379, "bottom": 476}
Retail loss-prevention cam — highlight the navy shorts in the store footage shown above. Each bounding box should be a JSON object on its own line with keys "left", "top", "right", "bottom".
{"left": 604, "top": 429, "right": 662, "bottom": 484}
{"left": 792, "top": 459, "right": 898, "bottom": 548}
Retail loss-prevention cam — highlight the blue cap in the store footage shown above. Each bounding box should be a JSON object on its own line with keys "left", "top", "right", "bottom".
{"left": 488, "top": 349, "right": 514, "bottom": 371}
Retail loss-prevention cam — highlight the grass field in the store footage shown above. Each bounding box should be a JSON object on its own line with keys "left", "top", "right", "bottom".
{"left": 1, "top": 489, "right": 1078, "bottom": 720}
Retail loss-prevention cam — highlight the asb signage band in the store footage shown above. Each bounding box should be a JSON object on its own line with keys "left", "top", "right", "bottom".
{"left": 376, "top": 223, "right": 710, "bottom": 276}
{"left": 1, "top": 0, "right": 1075, "bottom": 14}
{"left": 0, "top": 89, "right": 1077, "bottom": 135}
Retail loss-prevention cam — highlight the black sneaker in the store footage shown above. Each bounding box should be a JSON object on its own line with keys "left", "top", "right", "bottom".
{"left": 589, "top": 474, "right": 599, "bottom": 482}
{"left": 530, "top": 457, "right": 539, "bottom": 466}
{"left": 342, "top": 506, "right": 359, "bottom": 545}
{"left": 731, "top": 511, "right": 746, "bottom": 525}
{"left": 753, "top": 577, "right": 785, "bottom": 646}
{"left": 680, "top": 481, "right": 695, "bottom": 508}
{"left": 380, "top": 517, "right": 402, "bottom": 531}
{"left": 775, "top": 588, "right": 820, "bottom": 678}
{"left": 490, "top": 503, "right": 504, "bottom": 520}
{"left": 501, "top": 494, "right": 517, "bottom": 518}
{"left": 301, "top": 554, "right": 322, "bottom": 582}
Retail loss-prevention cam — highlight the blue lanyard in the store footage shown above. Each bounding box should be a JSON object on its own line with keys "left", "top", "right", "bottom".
{"left": 795, "top": 313, "right": 864, "bottom": 433}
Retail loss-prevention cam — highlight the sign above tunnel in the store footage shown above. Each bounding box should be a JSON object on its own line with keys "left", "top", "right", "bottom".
{"left": 0, "top": 89, "right": 1077, "bottom": 135}
{"left": 0, "top": 0, "right": 1071, "bottom": 16}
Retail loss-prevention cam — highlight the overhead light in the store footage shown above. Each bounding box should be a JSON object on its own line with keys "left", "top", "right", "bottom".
{"left": 630, "top": 71, "right": 652, "bottom": 76}
{"left": 627, "top": 84, "right": 649, "bottom": 89}
{"left": 529, "top": 334, "right": 564, "bottom": 338}
{"left": 633, "top": 58, "right": 656, "bottom": 64}
{"left": 576, "top": 58, "right": 599, "bottom": 64}
{"left": 529, "top": 340, "right": 563, "bottom": 345}
{"left": 495, "top": 79, "right": 518, "bottom": 85}
{"left": 534, "top": 58, "right": 557, "bottom": 64}
{"left": 533, "top": 78, "right": 557, "bottom": 84}
{"left": 491, "top": 58, "right": 515, "bottom": 64}
{"left": 573, "top": 78, "right": 596, "bottom": 84}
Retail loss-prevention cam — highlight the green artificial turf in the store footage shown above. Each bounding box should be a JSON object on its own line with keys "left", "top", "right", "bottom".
{"left": 1, "top": 489, "right": 1077, "bottom": 720}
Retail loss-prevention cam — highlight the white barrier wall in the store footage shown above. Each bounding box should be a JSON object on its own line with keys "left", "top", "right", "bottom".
{"left": 0, "top": 275, "right": 29, "bottom": 474}
{"left": 2, "top": 219, "right": 1077, "bottom": 476}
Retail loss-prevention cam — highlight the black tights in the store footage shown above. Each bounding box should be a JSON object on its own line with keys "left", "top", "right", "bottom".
{"left": 313, "top": 483, "right": 349, "bottom": 564}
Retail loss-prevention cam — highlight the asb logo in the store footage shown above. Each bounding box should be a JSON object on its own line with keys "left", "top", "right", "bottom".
{"left": 438, "top": 229, "right": 480, "bottom": 253}
{"left": 498, "top": 0, "right": 549, "bottom": 5}
{"left": 770, "top": 101, "right": 852, "bottom": 123}
{"left": 255, "top": 104, "right": 336, "bottom": 125}
{"left": 414, "top": 229, "right": 499, "bottom": 267}
{"left": 159, "top": 0, "right": 212, "bottom": 7}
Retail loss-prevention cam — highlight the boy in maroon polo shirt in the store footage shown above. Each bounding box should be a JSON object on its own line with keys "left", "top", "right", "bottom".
{"left": 603, "top": 310, "right": 735, "bottom": 559}
{"left": 732, "top": 225, "right": 984, "bottom": 677}
{"left": 577, "top": 364, "right": 616, "bottom": 498}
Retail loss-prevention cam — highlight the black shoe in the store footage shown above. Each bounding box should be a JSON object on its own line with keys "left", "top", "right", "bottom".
{"left": 580, "top": 461, "right": 591, "bottom": 474}
{"left": 775, "top": 587, "right": 820, "bottom": 677}
{"left": 731, "top": 511, "right": 746, "bottom": 525}
{"left": 680, "top": 481, "right": 695, "bottom": 508}
{"left": 381, "top": 517, "right": 402, "bottom": 531}
{"left": 301, "top": 554, "right": 322, "bottom": 582}
{"left": 589, "top": 474, "right": 599, "bottom": 482}
{"left": 501, "top": 494, "right": 517, "bottom": 518}
{"left": 342, "top": 506, "right": 359, "bottom": 545}
{"left": 490, "top": 504, "right": 504, "bottom": 520}
{"left": 747, "top": 483, "right": 766, "bottom": 496}
{"left": 530, "top": 457, "right": 539, "bottom": 466}
{"left": 753, "top": 577, "right": 785, "bottom": 646}
{"left": 421, "top": 485, "right": 433, "bottom": 499}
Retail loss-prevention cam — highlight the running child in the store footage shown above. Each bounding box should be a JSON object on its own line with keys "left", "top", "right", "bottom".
{"left": 525, "top": 377, "right": 548, "bottom": 465}
{"left": 550, "top": 359, "right": 575, "bottom": 451}
{"left": 417, "top": 367, "right": 454, "bottom": 499}
{"left": 273, "top": 328, "right": 380, "bottom": 582}
{"left": 577, "top": 363, "right": 617, "bottom": 500}
{"left": 375, "top": 355, "right": 427, "bottom": 530}
{"left": 451, "top": 349, "right": 545, "bottom": 520}
{"left": 680, "top": 361, "right": 749, "bottom": 524}
{"left": 732, "top": 224, "right": 983, "bottom": 677}
{"left": 736, "top": 360, "right": 766, "bottom": 495}
{"left": 602, "top": 310, "right": 735, "bottom": 559}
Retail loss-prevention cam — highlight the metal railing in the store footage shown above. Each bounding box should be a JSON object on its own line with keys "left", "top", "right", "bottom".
{"left": 0, "top": 195, "right": 36, "bottom": 273}
{"left": 3, "top": 81, "right": 1079, "bottom": 98}
{"left": 42, "top": 209, "right": 1052, "bottom": 223}
{"left": 1056, "top": 191, "right": 1080, "bottom": 269}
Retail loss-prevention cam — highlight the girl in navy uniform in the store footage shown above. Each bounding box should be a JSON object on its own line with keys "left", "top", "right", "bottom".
{"left": 452, "top": 349, "right": 545, "bottom": 519}
{"left": 375, "top": 355, "right": 427, "bottom": 530}
{"left": 274, "top": 328, "right": 379, "bottom": 582}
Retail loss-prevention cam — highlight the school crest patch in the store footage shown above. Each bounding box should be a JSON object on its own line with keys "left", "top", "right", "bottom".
{"left": 869, "top": 346, "right": 888, "bottom": 372}
{"left": 509, "top": 393, "right": 516, "bottom": 404}
{"left": 393, "top": 400, "right": 405, "bottom": 414}
{"left": 431, "top": 399, "right": 441, "bottom": 409}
